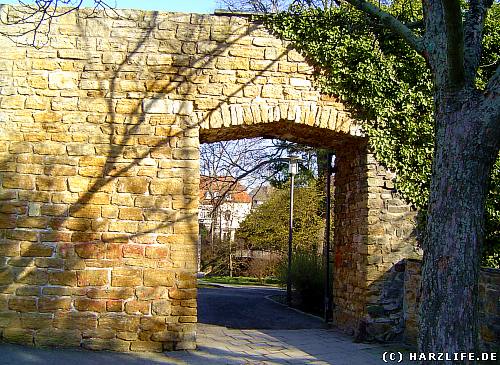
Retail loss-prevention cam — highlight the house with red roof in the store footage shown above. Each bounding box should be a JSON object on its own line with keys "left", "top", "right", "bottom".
{"left": 199, "top": 176, "right": 252, "bottom": 242}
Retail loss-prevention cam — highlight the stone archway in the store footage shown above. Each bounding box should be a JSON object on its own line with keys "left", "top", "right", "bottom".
{"left": 0, "top": 5, "right": 417, "bottom": 351}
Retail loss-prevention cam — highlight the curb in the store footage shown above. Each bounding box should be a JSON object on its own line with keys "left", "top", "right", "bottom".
{"left": 264, "top": 294, "right": 327, "bottom": 323}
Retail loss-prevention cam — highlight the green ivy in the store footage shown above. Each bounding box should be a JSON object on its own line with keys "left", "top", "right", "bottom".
{"left": 262, "top": 3, "right": 500, "bottom": 266}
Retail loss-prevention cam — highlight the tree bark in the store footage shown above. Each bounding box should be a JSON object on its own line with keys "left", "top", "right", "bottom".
{"left": 419, "top": 88, "right": 499, "bottom": 363}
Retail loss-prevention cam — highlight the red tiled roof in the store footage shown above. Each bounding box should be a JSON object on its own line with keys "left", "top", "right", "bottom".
{"left": 199, "top": 176, "right": 252, "bottom": 203}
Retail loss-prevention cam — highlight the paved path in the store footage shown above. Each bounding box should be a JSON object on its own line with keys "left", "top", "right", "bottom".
{"left": 0, "top": 285, "right": 412, "bottom": 364}
{"left": 168, "top": 323, "right": 411, "bottom": 364}
{"left": 1, "top": 324, "right": 410, "bottom": 365}
{"left": 198, "top": 285, "right": 325, "bottom": 329}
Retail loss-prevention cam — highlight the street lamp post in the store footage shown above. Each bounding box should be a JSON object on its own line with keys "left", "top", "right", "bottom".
{"left": 287, "top": 155, "right": 300, "bottom": 306}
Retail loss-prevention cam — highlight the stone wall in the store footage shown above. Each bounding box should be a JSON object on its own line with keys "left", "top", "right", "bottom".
{"left": 333, "top": 140, "right": 419, "bottom": 341}
{"left": 403, "top": 259, "right": 500, "bottom": 352}
{"left": 0, "top": 4, "right": 419, "bottom": 351}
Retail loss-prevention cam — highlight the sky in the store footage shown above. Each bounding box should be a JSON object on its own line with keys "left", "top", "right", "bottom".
{"left": 0, "top": 1, "right": 219, "bottom": 14}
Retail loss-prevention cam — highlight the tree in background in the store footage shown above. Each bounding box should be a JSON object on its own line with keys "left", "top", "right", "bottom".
{"left": 237, "top": 182, "right": 325, "bottom": 253}
{"left": 216, "top": 0, "right": 336, "bottom": 12}
{"left": 265, "top": 0, "right": 500, "bottom": 359}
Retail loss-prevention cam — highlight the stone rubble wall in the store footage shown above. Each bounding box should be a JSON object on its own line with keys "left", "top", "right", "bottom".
{"left": 333, "top": 140, "right": 419, "bottom": 341}
{"left": 0, "top": 4, "right": 420, "bottom": 352}
{"left": 403, "top": 259, "right": 500, "bottom": 352}
{"left": 0, "top": 5, "right": 361, "bottom": 352}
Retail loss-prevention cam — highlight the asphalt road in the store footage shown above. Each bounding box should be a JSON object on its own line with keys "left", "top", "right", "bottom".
{"left": 198, "top": 285, "right": 327, "bottom": 330}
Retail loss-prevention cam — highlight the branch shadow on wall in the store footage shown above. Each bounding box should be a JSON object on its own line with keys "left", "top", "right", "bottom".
{"left": 0, "top": 5, "right": 343, "bottom": 354}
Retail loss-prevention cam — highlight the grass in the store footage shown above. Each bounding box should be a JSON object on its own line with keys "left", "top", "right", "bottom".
{"left": 200, "top": 276, "right": 281, "bottom": 287}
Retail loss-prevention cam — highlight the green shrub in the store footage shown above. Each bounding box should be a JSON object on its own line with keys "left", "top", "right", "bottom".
{"left": 278, "top": 251, "right": 325, "bottom": 315}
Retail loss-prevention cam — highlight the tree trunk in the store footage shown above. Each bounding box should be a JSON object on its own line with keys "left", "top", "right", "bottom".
{"left": 418, "top": 88, "right": 498, "bottom": 363}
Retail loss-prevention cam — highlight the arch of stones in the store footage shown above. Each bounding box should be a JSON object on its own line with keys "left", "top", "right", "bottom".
{"left": 0, "top": 6, "right": 417, "bottom": 352}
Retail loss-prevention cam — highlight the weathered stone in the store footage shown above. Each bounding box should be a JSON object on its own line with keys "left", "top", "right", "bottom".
{"left": 82, "top": 338, "right": 130, "bottom": 351}
{"left": 3, "top": 328, "right": 34, "bottom": 345}
{"left": 144, "top": 269, "right": 175, "bottom": 287}
{"left": 0, "top": 6, "right": 427, "bottom": 354}
{"left": 111, "top": 268, "right": 143, "bottom": 287}
{"left": 77, "top": 270, "right": 109, "bottom": 287}
{"left": 53, "top": 312, "right": 98, "bottom": 330}
{"left": 98, "top": 314, "right": 140, "bottom": 332}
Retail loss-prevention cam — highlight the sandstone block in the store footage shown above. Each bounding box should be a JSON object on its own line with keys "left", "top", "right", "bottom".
{"left": 0, "top": 214, "right": 16, "bottom": 229}
{"left": 86, "top": 287, "right": 134, "bottom": 300}
{"left": 66, "top": 143, "right": 95, "bottom": 156}
{"left": 144, "top": 269, "right": 175, "bottom": 287}
{"left": 9, "top": 297, "right": 37, "bottom": 312}
{"left": 154, "top": 126, "right": 183, "bottom": 137}
{"left": 119, "top": 207, "right": 143, "bottom": 221}
{"left": 216, "top": 56, "right": 249, "bottom": 70}
{"left": 116, "top": 99, "right": 141, "bottom": 113}
{"left": 85, "top": 193, "right": 110, "bottom": 205}
{"left": 101, "top": 206, "right": 119, "bottom": 219}
{"left": 70, "top": 205, "right": 101, "bottom": 219}
{"left": 179, "top": 316, "right": 197, "bottom": 323}
{"left": 143, "top": 98, "right": 172, "bottom": 113}
{"left": 0, "top": 95, "right": 25, "bottom": 109}
{"left": 122, "top": 245, "right": 145, "bottom": 258}
{"left": 136, "top": 287, "right": 167, "bottom": 300}
{"left": 35, "top": 176, "right": 67, "bottom": 191}
{"left": 169, "top": 288, "right": 196, "bottom": 300}
{"left": 125, "top": 300, "right": 150, "bottom": 315}
{"left": 130, "top": 341, "right": 163, "bottom": 352}
{"left": 16, "top": 268, "right": 48, "bottom": 285}
{"left": 49, "top": 271, "right": 77, "bottom": 286}
{"left": 117, "top": 177, "right": 149, "bottom": 194}
{"left": 111, "top": 268, "right": 143, "bottom": 287}
{"left": 108, "top": 221, "right": 138, "bottom": 233}
{"left": 48, "top": 71, "right": 78, "bottom": 89}
{"left": 20, "top": 313, "right": 53, "bottom": 329}
{"left": 106, "top": 300, "right": 123, "bottom": 312}
{"left": 98, "top": 314, "right": 140, "bottom": 332}
{"left": 20, "top": 243, "right": 54, "bottom": 257}
{"left": 17, "top": 216, "right": 49, "bottom": 229}
{"left": 75, "top": 243, "right": 106, "bottom": 259}
{"left": 38, "top": 297, "right": 72, "bottom": 312}
{"left": 3, "top": 328, "right": 34, "bottom": 345}
{"left": 82, "top": 328, "right": 116, "bottom": 339}
{"left": 262, "top": 85, "right": 283, "bottom": 99}
{"left": 118, "top": 80, "right": 145, "bottom": 92}
{"left": 58, "top": 49, "right": 87, "bottom": 59}
{"left": 16, "top": 286, "right": 40, "bottom": 296}
{"left": 77, "top": 270, "right": 109, "bottom": 286}
{"left": 152, "top": 300, "right": 171, "bottom": 316}
{"left": 171, "top": 306, "right": 197, "bottom": 316}
{"left": 0, "top": 243, "right": 20, "bottom": 256}
{"left": 149, "top": 179, "right": 183, "bottom": 195}
{"left": 53, "top": 312, "right": 98, "bottom": 330}
{"left": 28, "top": 75, "right": 49, "bottom": 89}
{"left": 82, "top": 338, "right": 130, "bottom": 352}
{"left": 250, "top": 59, "right": 277, "bottom": 71}
{"left": 2, "top": 174, "right": 34, "bottom": 190}
{"left": 145, "top": 246, "right": 169, "bottom": 259}
{"left": 290, "top": 77, "right": 312, "bottom": 88}
{"left": 35, "top": 328, "right": 82, "bottom": 347}
{"left": 34, "top": 111, "right": 62, "bottom": 123}
{"left": 75, "top": 298, "right": 106, "bottom": 312}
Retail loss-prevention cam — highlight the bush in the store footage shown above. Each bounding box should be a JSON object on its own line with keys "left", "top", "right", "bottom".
{"left": 200, "top": 238, "right": 248, "bottom": 276}
{"left": 277, "top": 251, "right": 325, "bottom": 315}
{"left": 246, "top": 256, "right": 280, "bottom": 283}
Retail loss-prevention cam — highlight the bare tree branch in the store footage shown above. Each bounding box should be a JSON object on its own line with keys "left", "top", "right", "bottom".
{"left": 340, "top": 0, "right": 424, "bottom": 54}
{"left": 0, "top": 0, "right": 117, "bottom": 47}
{"left": 464, "top": 0, "right": 494, "bottom": 85}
